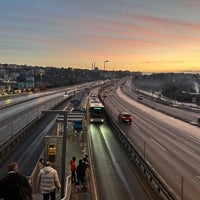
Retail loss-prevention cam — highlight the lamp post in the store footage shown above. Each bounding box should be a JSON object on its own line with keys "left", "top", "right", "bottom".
{"left": 104, "top": 60, "right": 109, "bottom": 79}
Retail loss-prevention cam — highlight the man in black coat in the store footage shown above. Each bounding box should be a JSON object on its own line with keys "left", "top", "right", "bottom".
{"left": 0, "top": 162, "right": 32, "bottom": 200}
{"left": 76, "top": 159, "right": 85, "bottom": 188}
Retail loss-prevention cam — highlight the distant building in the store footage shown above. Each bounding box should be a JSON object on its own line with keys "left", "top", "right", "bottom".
{"left": 15, "top": 76, "right": 34, "bottom": 91}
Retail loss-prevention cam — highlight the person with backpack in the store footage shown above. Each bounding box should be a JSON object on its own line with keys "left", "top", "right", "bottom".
{"left": 76, "top": 159, "right": 85, "bottom": 189}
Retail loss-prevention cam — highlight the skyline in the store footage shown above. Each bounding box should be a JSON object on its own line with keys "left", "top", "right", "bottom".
{"left": 1, "top": 0, "right": 200, "bottom": 73}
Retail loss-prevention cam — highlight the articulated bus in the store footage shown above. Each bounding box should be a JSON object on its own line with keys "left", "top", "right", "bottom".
{"left": 87, "top": 96, "right": 105, "bottom": 123}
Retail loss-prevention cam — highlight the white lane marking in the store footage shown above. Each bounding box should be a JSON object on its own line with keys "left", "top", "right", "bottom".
{"left": 150, "top": 137, "right": 166, "bottom": 151}
{"left": 196, "top": 176, "right": 200, "bottom": 180}
{"left": 0, "top": 126, "right": 6, "bottom": 131}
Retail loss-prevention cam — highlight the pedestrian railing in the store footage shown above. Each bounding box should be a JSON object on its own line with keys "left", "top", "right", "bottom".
{"left": 61, "top": 175, "right": 72, "bottom": 200}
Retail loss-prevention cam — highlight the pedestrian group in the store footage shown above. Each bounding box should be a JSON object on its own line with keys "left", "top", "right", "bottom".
{"left": 70, "top": 153, "right": 89, "bottom": 190}
{"left": 0, "top": 153, "right": 89, "bottom": 200}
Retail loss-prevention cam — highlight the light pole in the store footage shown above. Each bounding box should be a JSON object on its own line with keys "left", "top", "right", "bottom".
{"left": 104, "top": 60, "right": 109, "bottom": 79}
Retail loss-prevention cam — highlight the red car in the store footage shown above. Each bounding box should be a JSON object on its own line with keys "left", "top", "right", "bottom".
{"left": 119, "top": 112, "right": 132, "bottom": 124}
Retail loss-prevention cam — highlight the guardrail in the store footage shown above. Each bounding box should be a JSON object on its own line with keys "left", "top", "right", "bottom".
{"left": 104, "top": 106, "right": 180, "bottom": 200}
{"left": 131, "top": 87, "right": 200, "bottom": 113}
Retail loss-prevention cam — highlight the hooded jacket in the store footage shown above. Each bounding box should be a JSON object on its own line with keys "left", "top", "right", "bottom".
{"left": 70, "top": 159, "right": 76, "bottom": 172}
{"left": 37, "top": 166, "right": 61, "bottom": 194}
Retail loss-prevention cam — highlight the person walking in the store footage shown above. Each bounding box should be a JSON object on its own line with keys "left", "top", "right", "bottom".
{"left": 0, "top": 162, "right": 32, "bottom": 200}
{"left": 82, "top": 153, "right": 89, "bottom": 183}
{"left": 70, "top": 156, "right": 76, "bottom": 184}
{"left": 83, "top": 153, "right": 89, "bottom": 169}
{"left": 76, "top": 159, "right": 85, "bottom": 189}
{"left": 37, "top": 161, "right": 61, "bottom": 200}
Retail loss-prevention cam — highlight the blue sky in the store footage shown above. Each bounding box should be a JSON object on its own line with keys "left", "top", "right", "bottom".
{"left": 1, "top": 0, "right": 200, "bottom": 72}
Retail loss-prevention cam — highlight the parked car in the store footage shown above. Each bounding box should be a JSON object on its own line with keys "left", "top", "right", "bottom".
{"left": 118, "top": 112, "right": 132, "bottom": 124}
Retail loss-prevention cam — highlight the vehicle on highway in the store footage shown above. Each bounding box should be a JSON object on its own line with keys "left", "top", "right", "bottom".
{"left": 197, "top": 116, "right": 200, "bottom": 123}
{"left": 64, "top": 91, "right": 69, "bottom": 98}
{"left": 118, "top": 112, "right": 132, "bottom": 124}
{"left": 138, "top": 95, "right": 143, "bottom": 100}
{"left": 87, "top": 96, "right": 105, "bottom": 123}
{"left": 102, "top": 93, "right": 107, "bottom": 98}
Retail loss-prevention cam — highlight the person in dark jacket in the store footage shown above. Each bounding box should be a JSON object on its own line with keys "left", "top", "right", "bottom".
{"left": 82, "top": 153, "right": 89, "bottom": 183}
{"left": 83, "top": 153, "right": 89, "bottom": 169}
{"left": 0, "top": 162, "right": 32, "bottom": 200}
{"left": 76, "top": 159, "right": 85, "bottom": 188}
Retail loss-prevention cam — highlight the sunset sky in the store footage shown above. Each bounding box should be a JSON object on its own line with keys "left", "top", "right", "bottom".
{"left": 1, "top": 0, "right": 200, "bottom": 73}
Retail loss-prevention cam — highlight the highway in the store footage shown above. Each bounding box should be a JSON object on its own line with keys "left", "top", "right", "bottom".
{"left": 0, "top": 80, "right": 199, "bottom": 200}
{"left": 0, "top": 82, "right": 95, "bottom": 145}
{"left": 0, "top": 91, "right": 64, "bottom": 145}
{"left": 0, "top": 83, "right": 157, "bottom": 200}
{"left": 122, "top": 82, "right": 199, "bottom": 125}
{"left": 102, "top": 80, "right": 200, "bottom": 200}
{"left": 0, "top": 93, "right": 68, "bottom": 178}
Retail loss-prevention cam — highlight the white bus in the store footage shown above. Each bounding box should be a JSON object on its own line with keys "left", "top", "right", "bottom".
{"left": 87, "top": 98, "right": 105, "bottom": 123}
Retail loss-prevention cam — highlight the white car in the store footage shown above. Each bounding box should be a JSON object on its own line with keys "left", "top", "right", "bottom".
{"left": 197, "top": 116, "right": 200, "bottom": 123}
{"left": 138, "top": 95, "right": 143, "bottom": 100}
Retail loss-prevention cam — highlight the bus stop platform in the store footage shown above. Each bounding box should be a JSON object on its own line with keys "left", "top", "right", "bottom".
{"left": 32, "top": 131, "right": 93, "bottom": 200}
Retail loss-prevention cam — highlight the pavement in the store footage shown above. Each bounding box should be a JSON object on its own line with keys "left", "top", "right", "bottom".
{"left": 32, "top": 131, "right": 92, "bottom": 200}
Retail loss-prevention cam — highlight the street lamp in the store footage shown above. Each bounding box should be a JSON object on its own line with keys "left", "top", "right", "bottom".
{"left": 104, "top": 60, "right": 109, "bottom": 79}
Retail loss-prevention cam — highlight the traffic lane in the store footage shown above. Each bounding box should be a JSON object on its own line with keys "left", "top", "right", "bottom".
{"left": 0, "top": 96, "right": 54, "bottom": 146}
{"left": 137, "top": 115, "right": 200, "bottom": 199}
{"left": 0, "top": 87, "right": 71, "bottom": 108}
{"left": 122, "top": 85, "right": 199, "bottom": 124}
{"left": 0, "top": 93, "right": 63, "bottom": 145}
{"left": 0, "top": 93, "right": 62, "bottom": 122}
{"left": 89, "top": 124, "right": 155, "bottom": 200}
{"left": 0, "top": 115, "right": 56, "bottom": 179}
{"left": 131, "top": 114, "right": 200, "bottom": 200}
{"left": 109, "top": 88, "right": 200, "bottom": 200}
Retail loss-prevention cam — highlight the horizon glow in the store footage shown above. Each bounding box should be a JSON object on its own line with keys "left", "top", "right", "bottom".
{"left": 0, "top": 0, "right": 200, "bottom": 73}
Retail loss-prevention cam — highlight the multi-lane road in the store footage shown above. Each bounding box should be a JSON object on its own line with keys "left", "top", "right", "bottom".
{"left": 0, "top": 80, "right": 199, "bottom": 200}
{"left": 102, "top": 80, "right": 200, "bottom": 200}
{"left": 0, "top": 91, "right": 67, "bottom": 178}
